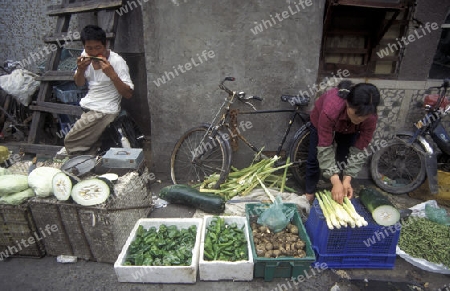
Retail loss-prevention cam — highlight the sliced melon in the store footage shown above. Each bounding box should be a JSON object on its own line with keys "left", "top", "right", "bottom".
{"left": 71, "top": 178, "right": 110, "bottom": 206}
{"left": 52, "top": 172, "right": 74, "bottom": 201}
{"left": 359, "top": 187, "right": 400, "bottom": 226}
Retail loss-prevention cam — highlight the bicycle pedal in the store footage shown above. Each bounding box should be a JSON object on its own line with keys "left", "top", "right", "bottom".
{"left": 274, "top": 159, "right": 288, "bottom": 167}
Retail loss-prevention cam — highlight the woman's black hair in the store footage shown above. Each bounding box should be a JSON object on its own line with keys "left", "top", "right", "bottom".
{"left": 337, "top": 80, "right": 380, "bottom": 116}
{"left": 80, "top": 25, "right": 107, "bottom": 46}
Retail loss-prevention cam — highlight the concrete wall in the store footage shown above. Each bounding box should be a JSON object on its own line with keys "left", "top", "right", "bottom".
{"left": 398, "top": 0, "right": 450, "bottom": 80}
{"left": 0, "top": 0, "right": 78, "bottom": 73}
{"left": 143, "top": 0, "right": 326, "bottom": 174}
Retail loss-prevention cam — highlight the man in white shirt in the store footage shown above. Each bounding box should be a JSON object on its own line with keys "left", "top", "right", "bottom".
{"left": 64, "top": 25, "right": 134, "bottom": 155}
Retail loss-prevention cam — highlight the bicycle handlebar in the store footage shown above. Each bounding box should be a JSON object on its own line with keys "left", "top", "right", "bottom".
{"left": 219, "top": 77, "right": 263, "bottom": 102}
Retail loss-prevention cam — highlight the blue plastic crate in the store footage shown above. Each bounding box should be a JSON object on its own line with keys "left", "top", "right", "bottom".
{"left": 305, "top": 198, "right": 400, "bottom": 255}
{"left": 53, "top": 82, "right": 87, "bottom": 104}
{"left": 312, "top": 247, "right": 396, "bottom": 269}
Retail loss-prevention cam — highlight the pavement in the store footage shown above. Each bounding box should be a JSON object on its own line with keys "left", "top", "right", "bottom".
{"left": 0, "top": 172, "right": 449, "bottom": 291}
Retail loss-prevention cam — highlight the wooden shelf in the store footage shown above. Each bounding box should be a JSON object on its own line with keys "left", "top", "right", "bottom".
{"left": 36, "top": 71, "right": 74, "bottom": 81}
{"left": 44, "top": 32, "right": 115, "bottom": 44}
{"left": 30, "top": 102, "right": 83, "bottom": 116}
{"left": 47, "top": 0, "right": 123, "bottom": 16}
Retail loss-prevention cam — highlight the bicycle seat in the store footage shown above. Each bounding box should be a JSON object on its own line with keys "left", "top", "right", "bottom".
{"left": 281, "top": 95, "right": 310, "bottom": 106}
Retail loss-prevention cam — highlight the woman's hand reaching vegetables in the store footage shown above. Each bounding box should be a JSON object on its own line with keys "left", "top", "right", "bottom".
{"left": 330, "top": 174, "right": 345, "bottom": 204}
{"left": 330, "top": 174, "right": 353, "bottom": 204}
{"left": 342, "top": 175, "right": 353, "bottom": 199}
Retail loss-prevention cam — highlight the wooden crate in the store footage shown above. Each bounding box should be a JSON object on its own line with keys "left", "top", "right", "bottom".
{"left": 29, "top": 170, "right": 153, "bottom": 263}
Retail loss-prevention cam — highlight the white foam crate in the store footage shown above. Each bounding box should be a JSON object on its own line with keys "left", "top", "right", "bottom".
{"left": 199, "top": 216, "right": 254, "bottom": 281}
{"left": 114, "top": 218, "right": 203, "bottom": 283}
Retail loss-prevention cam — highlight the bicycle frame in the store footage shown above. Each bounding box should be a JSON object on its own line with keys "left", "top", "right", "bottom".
{"left": 197, "top": 78, "right": 310, "bottom": 163}
{"left": 229, "top": 108, "right": 310, "bottom": 158}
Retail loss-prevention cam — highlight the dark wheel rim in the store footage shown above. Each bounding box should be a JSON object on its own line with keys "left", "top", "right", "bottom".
{"left": 171, "top": 128, "right": 228, "bottom": 186}
{"left": 290, "top": 129, "right": 310, "bottom": 186}
{"left": 372, "top": 141, "right": 424, "bottom": 192}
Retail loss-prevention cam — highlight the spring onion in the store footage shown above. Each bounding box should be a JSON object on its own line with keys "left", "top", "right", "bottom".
{"left": 199, "top": 156, "right": 294, "bottom": 200}
{"left": 316, "top": 190, "right": 367, "bottom": 229}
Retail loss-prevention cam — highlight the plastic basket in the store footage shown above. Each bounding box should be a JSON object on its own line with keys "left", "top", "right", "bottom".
{"left": 305, "top": 198, "right": 400, "bottom": 255}
{"left": 53, "top": 82, "right": 87, "bottom": 104}
{"left": 313, "top": 248, "right": 396, "bottom": 269}
{"left": 245, "top": 203, "right": 316, "bottom": 282}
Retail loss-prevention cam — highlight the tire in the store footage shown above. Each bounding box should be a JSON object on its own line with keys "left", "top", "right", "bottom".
{"left": 370, "top": 138, "right": 426, "bottom": 194}
{"left": 170, "top": 125, "right": 232, "bottom": 189}
{"left": 289, "top": 123, "right": 311, "bottom": 189}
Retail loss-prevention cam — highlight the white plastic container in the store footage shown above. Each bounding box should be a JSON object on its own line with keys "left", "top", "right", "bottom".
{"left": 199, "top": 216, "right": 254, "bottom": 281}
{"left": 114, "top": 218, "right": 203, "bottom": 283}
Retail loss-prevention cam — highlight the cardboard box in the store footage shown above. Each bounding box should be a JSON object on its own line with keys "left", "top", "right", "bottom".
{"left": 114, "top": 218, "right": 203, "bottom": 283}
{"left": 199, "top": 216, "right": 254, "bottom": 281}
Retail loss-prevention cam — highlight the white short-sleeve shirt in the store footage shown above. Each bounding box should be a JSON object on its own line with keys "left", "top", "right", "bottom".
{"left": 78, "top": 50, "right": 134, "bottom": 114}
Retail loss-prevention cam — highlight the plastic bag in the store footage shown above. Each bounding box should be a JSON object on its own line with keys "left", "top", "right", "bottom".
{"left": 0, "top": 69, "right": 40, "bottom": 106}
{"left": 257, "top": 196, "right": 295, "bottom": 232}
{"left": 425, "top": 204, "right": 450, "bottom": 226}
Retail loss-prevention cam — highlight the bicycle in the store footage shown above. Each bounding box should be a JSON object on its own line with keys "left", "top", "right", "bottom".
{"left": 170, "top": 77, "right": 311, "bottom": 189}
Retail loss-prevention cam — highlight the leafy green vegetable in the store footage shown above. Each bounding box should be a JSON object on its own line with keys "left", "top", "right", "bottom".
{"left": 204, "top": 217, "right": 248, "bottom": 262}
{"left": 125, "top": 224, "right": 197, "bottom": 266}
{"left": 398, "top": 217, "right": 450, "bottom": 267}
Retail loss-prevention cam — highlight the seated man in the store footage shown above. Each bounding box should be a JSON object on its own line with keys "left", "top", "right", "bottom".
{"left": 64, "top": 24, "right": 134, "bottom": 155}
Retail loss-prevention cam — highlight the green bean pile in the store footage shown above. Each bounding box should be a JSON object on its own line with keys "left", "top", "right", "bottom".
{"left": 398, "top": 217, "right": 450, "bottom": 267}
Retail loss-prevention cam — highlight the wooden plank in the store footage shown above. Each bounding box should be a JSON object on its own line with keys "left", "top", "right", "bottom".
{"left": 324, "top": 48, "right": 369, "bottom": 54}
{"left": 36, "top": 71, "right": 74, "bottom": 81}
{"left": 4, "top": 142, "right": 62, "bottom": 156}
{"left": 334, "top": 0, "right": 410, "bottom": 9}
{"left": 28, "top": 82, "right": 53, "bottom": 143}
{"left": 47, "top": 0, "right": 123, "bottom": 16}
{"left": 30, "top": 102, "right": 83, "bottom": 116}
{"left": 44, "top": 32, "right": 115, "bottom": 44}
{"left": 327, "top": 29, "right": 370, "bottom": 36}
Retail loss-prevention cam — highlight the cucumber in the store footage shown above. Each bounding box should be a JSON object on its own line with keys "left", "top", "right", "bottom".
{"left": 359, "top": 187, "right": 400, "bottom": 226}
{"left": 159, "top": 184, "right": 225, "bottom": 214}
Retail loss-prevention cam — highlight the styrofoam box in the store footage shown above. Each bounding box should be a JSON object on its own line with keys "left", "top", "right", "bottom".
{"left": 114, "top": 218, "right": 203, "bottom": 283}
{"left": 199, "top": 216, "right": 254, "bottom": 281}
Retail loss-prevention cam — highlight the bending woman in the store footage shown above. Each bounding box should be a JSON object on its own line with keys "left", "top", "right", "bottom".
{"left": 304, "top": 80, "right": 381, "bottom": 204}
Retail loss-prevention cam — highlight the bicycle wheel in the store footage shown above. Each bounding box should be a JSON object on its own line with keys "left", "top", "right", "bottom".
{"left": 289, "top": 123, "right": 311, "bottom": 189}
{"left": 170, "top": 125, "right": 232, "bottom": 188}
{"left": 370, "top": 138, "right": 426, "bottom": 194}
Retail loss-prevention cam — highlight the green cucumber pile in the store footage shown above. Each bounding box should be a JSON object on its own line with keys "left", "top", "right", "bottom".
{"left": 398, "top": 217, "right": 450, "bottom": 268}
{"left": 204, "top": 217, "right": 248, "bottom": 261}
{"left": 124, "top": 224, "right": 197, "bottom": 266}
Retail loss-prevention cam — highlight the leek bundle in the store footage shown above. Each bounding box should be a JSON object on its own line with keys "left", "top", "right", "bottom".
{"left": 316, "top": 190, "right": 368, "bottom": 230}
{"left": 199, "top": 156, "right": 294, "bottom": 200}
